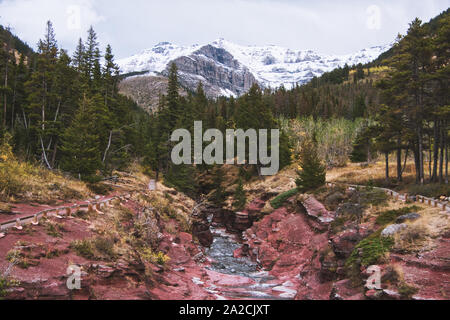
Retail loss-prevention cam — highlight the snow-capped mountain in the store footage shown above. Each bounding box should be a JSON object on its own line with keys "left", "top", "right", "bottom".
{"left": 117, "top": 39, "right": 390, "bottom": 99}
{"left": 118, "top": 42, "right": 203, "bottom": 77}
{"left": 209, "top": 39, "right": 390, "bottom": 88}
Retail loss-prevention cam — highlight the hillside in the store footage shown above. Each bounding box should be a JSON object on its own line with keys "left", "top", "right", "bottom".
{"left": 0, "top": 25, "right": 34, "bottom": 58}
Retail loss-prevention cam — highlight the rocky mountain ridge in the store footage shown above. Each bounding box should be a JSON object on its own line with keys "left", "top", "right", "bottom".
{"left": 117, "top": 39, "right": 391, "bottom": 101}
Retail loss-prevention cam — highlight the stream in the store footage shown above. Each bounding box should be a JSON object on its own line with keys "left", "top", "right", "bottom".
{"left": 203, "top": 225, "right": 296, "bottom": 300}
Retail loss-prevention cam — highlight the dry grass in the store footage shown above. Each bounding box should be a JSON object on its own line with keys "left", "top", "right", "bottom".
{"left": 327, "top": 161, "right": 417, "bottom": 186}
{"left": 242, "top": 166, "right": 297, "bottom": 202}
{"left": 0, "top": 158, "right": 90, "bottom": 203}
{"left": 328, "top": 160, "right": 449, "bottom": 198}
{"left": 0, "top": 134, "right": 90, "bottom": 203}
{"left": 392, "top": 206, "right": 450, "bottom": 253}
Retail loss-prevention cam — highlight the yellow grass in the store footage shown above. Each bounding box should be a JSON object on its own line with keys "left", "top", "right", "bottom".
{"left": 327, "top": 160, "right": 449, "bottom": 197}
{"left": 392, "top": 206, "right": 449, "bottom": 253}
{"left": 327, "top": 160, "right": 417, "bottom": 185}
{"left": 0, "top": 159, "right": 90, "bottom": 203}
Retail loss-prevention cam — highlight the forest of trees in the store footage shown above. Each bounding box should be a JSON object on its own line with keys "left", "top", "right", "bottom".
{"left": 374, "top": 17, "right": 449, "bottom": 185}
{"left": 0, "top": 21, "right": 150, "bottom": 181}
{"left": 1, "top": 10, "right": 448, "bottom": 202}
{"left": 264, "top": 13, "right": 449, "bottom": 187}
{"left": 145, "top": 63, "right": 292, "bottom": 197}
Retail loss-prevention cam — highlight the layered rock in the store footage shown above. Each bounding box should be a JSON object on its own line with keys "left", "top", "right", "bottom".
{"left": 163, "top": 45, "right": 257, "bottom": 98}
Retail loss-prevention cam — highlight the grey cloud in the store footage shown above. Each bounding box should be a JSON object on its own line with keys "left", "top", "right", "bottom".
{"left": 0, "top": 0, "right": 448, "bottom": 58}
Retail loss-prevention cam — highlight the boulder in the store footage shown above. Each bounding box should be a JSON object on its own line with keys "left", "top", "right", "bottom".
{"left": 381, "top": 224, "right": 408, "bottom": 237}
{"left": 300, "top": 195, "right": 335, "bottom": 224}
{"left": 330, "top": 229, "right": 363, "bottom": 259}
{"left": 396, "top": 213, "right": 421, "bottom": 224}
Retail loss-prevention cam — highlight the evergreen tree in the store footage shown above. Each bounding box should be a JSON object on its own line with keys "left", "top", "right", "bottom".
{"left": 167, "top": 63, "right": 180, "bottom": 129}
{"left": 103, "top": 44, "right": 119, "bottom": 107}
{"left": 60, "top": 95, "right": 101, "bottom": 180}
{"left": 83, "top": 26, "right": 100, "bottom": 86}
{"left": 296, "top": 133, "right": 326, "bottom": 192}
{"left": 73, "top": 38, "right": 85, "bottom": 72}
{"left": 210, "top": 166, "right": 227, "bottom": 207}
{"left": 233, "top": 178, "right": 247, "bottom": 211}
{"left": 25, "top": 20, "right": 59, "bottom": 166}
{"left": 378, "top": 18, "right": 433, "bottom": 184}
{"left": 350, "top": 125, "right": 374, "bottom": 163}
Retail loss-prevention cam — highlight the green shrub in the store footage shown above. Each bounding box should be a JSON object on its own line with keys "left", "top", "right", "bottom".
{"left": 93, "top": 237, "right": 116, "bottom": 260}
{"left": 45, "top": 222, "right": 65, "bottom": 238}
{"left": 406, "top": 184, "right": 449, "bottom": 199}
{"left": 271, "top": 188, "right": 299, "bottom": 209}
{"left": 358, "top": 188, "right": 389, "bottom": 207}
{"left": 346, "top": 231, "right": 394, "bottom": 270}
{"left": 398, "top": 283, "right": 419, "bottom": 299}
{"left": 140, "top": 248, "right": 170, "bottom": 266}
{"left": 5, "top": 249, "right": 29, "bottom": 269}
{"left": 0, "top": 274, "right": 19, "bottom": 298}
{"left": 375, "top": 206, "right": 420, "bottom": 226}
{"left": 71, "top": 237, "right": 116, "bottom": 261}
{"left": 71, "top": 240, "right": 95, "bottom": 259}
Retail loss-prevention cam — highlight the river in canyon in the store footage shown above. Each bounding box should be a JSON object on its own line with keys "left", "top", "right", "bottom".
{"left": 203, "top": 224, "right": 296, "bottom": 300}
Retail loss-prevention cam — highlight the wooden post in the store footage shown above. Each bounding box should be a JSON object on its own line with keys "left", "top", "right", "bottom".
{"left": 14, "top": 218, "right": 23, "bottom": 230}
{"left": 55, "top": 209, "right": 63, "bottom": 219}
{"left": 31, "top": 214, "right": 39, "bottom": 226}
{"left": 95, "top": 203, "right": 104, "bottom": 215}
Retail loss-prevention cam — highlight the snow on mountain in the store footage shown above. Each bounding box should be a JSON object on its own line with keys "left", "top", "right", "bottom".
{"left": 210, "top": 39, "right": 390, "bottom": 88}
{"left": 118, "top": 42, "right": 202, "bottom": 76}
{"left": 117, "top": 39, "right": 390, "bottom": 94}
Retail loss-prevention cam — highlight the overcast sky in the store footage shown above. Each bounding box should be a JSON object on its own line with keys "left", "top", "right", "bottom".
{"left": 0, "top": 0, "right": 448, "bottom": 59}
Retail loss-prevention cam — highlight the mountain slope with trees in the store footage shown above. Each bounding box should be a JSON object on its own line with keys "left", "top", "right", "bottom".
{"left": 0, "top": 21, "right": 151, "bottom": 184}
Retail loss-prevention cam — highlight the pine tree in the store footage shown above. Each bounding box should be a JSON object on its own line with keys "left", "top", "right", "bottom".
{"left": 103, "top": 44, "right": 119, "bottom": 107}
{"left": 350, "top": 126, "right": 374, "bottom": 163}
{"left": 25, "top": 20, "right": 59, "bottom": 166}
{"left": 73, "top": 38, "right": 85, "bottom": 72}
{"left": 60, "top": 95, "right": 101, "bottom": 180}
{"left": 233, "top": 178, "right": 247, "bottom": 211}
{"left": 296, "top": 133, "right": 326, "bottom": 192}
{"left": 167, "top": 63, "right": 180, "bottom": 129}
{"left": 210, "top": 166, "right": 227, "bottom": 207}
{"left": 83, "top": 27, "right": 100, "bottom": 87}
{"left": 378, "top": 18, "right": 433, "bottom": 184}
{"left": 0, "top": 26, "right": 14, "bottom": 129}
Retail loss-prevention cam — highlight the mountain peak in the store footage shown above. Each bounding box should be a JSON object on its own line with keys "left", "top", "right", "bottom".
{"left": 118, "top": 40, "right": 391, "bottom": 95}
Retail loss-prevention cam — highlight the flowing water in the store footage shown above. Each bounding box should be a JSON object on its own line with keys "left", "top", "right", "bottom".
{"left": 204, "top": 225, "right": 296, "bottom": 300}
